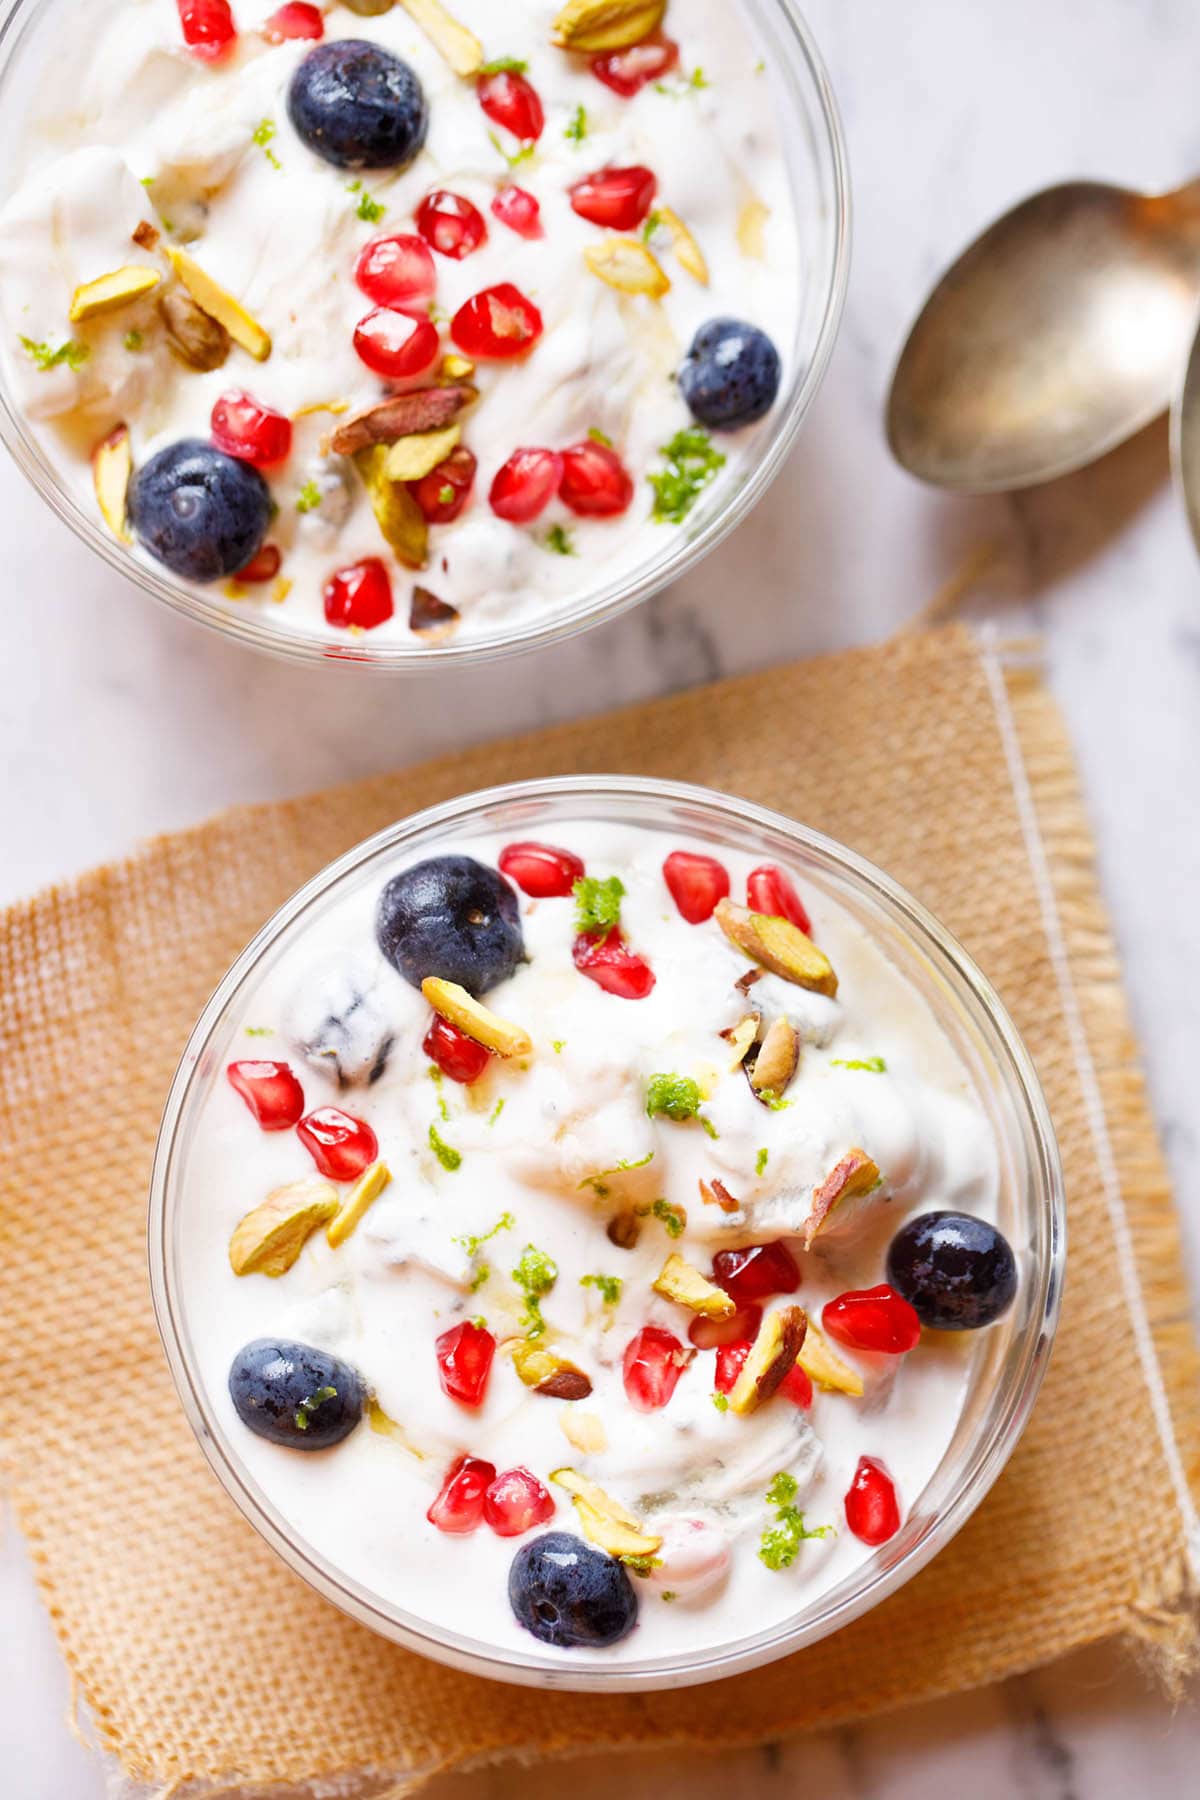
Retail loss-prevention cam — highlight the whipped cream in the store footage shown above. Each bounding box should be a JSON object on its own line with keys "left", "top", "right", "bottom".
{"left": 175, "top": 816, "right": 1004, "bottom": 1668}
{"left": 0, "top": 0, "right": 801, "bottom": 647}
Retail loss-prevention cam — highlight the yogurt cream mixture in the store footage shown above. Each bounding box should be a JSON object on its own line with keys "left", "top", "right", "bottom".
{"left": 0, "top": 0, "right": 801, "bottom": 648}
{"left": 177, "top": 818, "right": 1020, "bottom": 1665}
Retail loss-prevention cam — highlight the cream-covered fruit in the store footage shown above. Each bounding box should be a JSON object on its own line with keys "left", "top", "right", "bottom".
{"left": 0, "top": 0, "right": 801, "bottom": 647}
{"left": 177, "top": 816, "right": 1017, "bottom": 1663}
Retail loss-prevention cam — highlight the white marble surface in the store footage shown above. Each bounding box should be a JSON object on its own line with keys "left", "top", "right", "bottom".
{"left": 3, "top": 0, "right": 1200, "bottom": 1792}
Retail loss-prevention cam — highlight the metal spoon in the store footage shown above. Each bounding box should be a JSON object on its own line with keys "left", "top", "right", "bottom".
{"left": 1171, "top": 307, "right": 1200, "bottom": 552}
{"left": 887, "top": 178, "right": 1200, "bottom": 493}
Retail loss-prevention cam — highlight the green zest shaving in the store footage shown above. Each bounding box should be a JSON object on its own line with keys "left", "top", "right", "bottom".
{"left": 296, "top": 479, "right": 322, "bottom": 514}
{"left": 758, "top": 1470, "right": 833, "bottom": 1571}
{"left": 655, "top": 66, "right": 710, "bottom": 96}
{"left": 253, "top": 117, "right": 282, "bottom": 169}
{"left": 21, "top": 336, "right": 89, "bottom": 373}
{"left": 645, "top": 1072, "right": 718, "bottom": 1138}
{"left": 711, "top": 1391, "right": 730, "bottom": 1413}
{"left": 649, "top": 1197, "right": 686, "bottom": 1239}
{"left": 649, "top": 428, "right": 726, "bottom": 524}
{"left": 488, "top": 1098, "right": 506, "bottom": 1127}
{"left": 756, "top": 1147, "right": 769, "bottom": 1176}
{"left": 641, "top": 211, "right": 663, "bottom": 244}
{"left": 488, "top": 131, "right": 536, "bottom": 170}
{"left": 578, "top": 1151, "right": 654, "bottom": 1197}
{"left": 244, "top": 1026, "right": 273, "bottom": 1037}
{"left": 574, "top": 874, "right": 625, "bottom": 935}
{"left": 588, "top": 426, "right": 613, "bottom": 446}
{"left": 580, "top": 1273, "right": 623, "bottom": 1305}
{"left": 479, "top": 55, "right": 528, "bottom": 74}
{"left": 347, "top": 180, "right": 385, "bottom": 223}
{"left": 831, "top": 1056, "right": 888, "bottom": 1073}
{"left": 513, "top": 1242, "right": 558, "bottom": 1338}
{"left": 758, "top": 1089, "right": 792, "bottom": 1112}
{"left": 293, "top": 1385, "right": 337, "bottom": 1432}
{"left": 124, "top": 330, "right": 144, "bottom": 353}
{"left": 429, "top": 1123, "right": 461, "bottom": 1171}
{"left": 542, "top": 523, "right": 576, "bottom": 556}
{"left": 564, "top": 104, "right": 588, "bottom": 143}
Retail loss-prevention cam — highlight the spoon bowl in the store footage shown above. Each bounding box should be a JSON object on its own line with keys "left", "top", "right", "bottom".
{"left": 888, "top": 179, "right": 1200, "bottom": 493}
{"left": 1170, "top": 305, "right": 1200, "bottom": 554}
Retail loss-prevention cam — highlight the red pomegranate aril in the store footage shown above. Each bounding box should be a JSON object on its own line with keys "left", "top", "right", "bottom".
{"left": 262, "top": 2, "right": 323, "bottom": 42}
{"left": 591, "top": 36, "right": 680, "bottom": 96}
{"left": 424, "top": 1014, "right": 492, "bottom": 1085}
{"left": 491, "top": 185, "right": 542, "bottom": 238}
{"left": 353, "top": 308, "right": 440, "bottom": 380}
{"left": 297, "top": 1107, "right": 378, "bottom": 1181}
{"left": 323, "top": 558, "right": 394, "bottom": 630}
{"left": 558, "top": 440, "right": 634, "bottom": 518}
{"left": 177, "top": 0, "right": 236, "bottom": 61}
{"left": 747, "top": 864, "right": 813, "bottom": 935}
{"left": 236, "top": 544, "right": 282, "bottom": 583}
{"left": 435, "top": 1320, "right": 496, "bottom": 1408}
{"left": 354, "top": 232, "right": 437, "bottom": 315}
{"left": 499, "top": 840, "right": 585, "bottom": 898}
{"left": 713, "top": 1339, "right": 751, "bottom": 1395}
{"left": 569, "top": 165, "right": 657, "bottom": 231}
{"left": 452, "top": 284, "right": 543, "bottom": 359}
{"left": 845, "top": 1455, "right": 901, "bottom": 1546}
{"left": 412, "top": 447, "right": 477, "bottom": 524}
{"left": 416, "top": 189, "right": 487, "bottom": 260}
{"left": 484, "top": 1467, "right": 555, "bottom": 1538}
{"left": 779, "top": 1361, "right": 814, "bottom": 1408}
{"left": 623, "top": 1325, "right": 687, "bottom": 1412}
{"left": 211, "top": 390, "right": 293, "bottom": 468}
{"left": 477, "top": 69, "right": 545, "bottom": 143}
{"left": 226, "top": 1061, "right": 304, "bottom": 1131}
{"left": 489, "top": 448, "right": 563, "bottom": 523}
{"left": 711, "top": 1241, "right": 802, "bottom": 1305}
{"left": 823, "top": 1284, "right": 921, "bottom": 1355}
{"left": 572, "top": 930, "right": 656, "bottom": 1000}
{"left": 427, "top": 1455, "right": 496, "bottom": 1534}
{"left": 688, "top": 1303, "right": 762, "bottom": 1351}
{"left": 663, "top": 850, "right": 730, "bottom": 924}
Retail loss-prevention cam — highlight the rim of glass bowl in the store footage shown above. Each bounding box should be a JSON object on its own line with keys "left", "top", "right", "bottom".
{"left": 0, "top": 0, "right": 850, "bottom": 673}
{"left": 149, "top": 775, "right": 1065, "bottom": 1692}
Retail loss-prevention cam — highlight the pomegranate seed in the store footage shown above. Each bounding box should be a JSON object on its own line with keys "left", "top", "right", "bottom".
{"left": 451, "top": 284, "right": 543, "bottom": 359}
{"left": 262, "top": 2, "right": 323, "bottom": 42}
{"left": 569, "top": 165, "right": 657, "bottom": 231}
{"left": 779, "top": 1361, "right": 814, "bottom": 1408}
{"left": 489, "top": 448, "right": 563, "bottom": 523}
{"left": 711, "top": 1241, "right": 802, "bottom": 1305}
{"left": 572, "top": 930, "right": 656, "bottom": 999}
{"left": 424, "top": 1014, "right": 491, "bottom": 1085}
{"left": 499, "top": 840, "right": 585, "bottom": 898}
{"left": 323, "top": 558, "right": 394, "bottom": 630}
{"left": 416, "top": 189, "right": 487, "bottom": 260}
{"left": 354, "top": 232, "right": 437, "bottom": 316}
{"left": 713, "top": 1339, "right": 750, "bottom": 1395}
{"left": 477, "top": 69, "right": 545, "bottom": 143}
{"left": 427, "top": 1455, "right": 496, "bottom": 1534}
{"left": 236, "top": 544, "right": 282, "bottom": 583}
{"left": 844, "top": 1455, "right": 901, "bottom": 1546}
{"left": 484, "top": 1467, "right": 555, "bottom": 1537}
{"left": 491, "top": 185, "right": 542, "bottom": 238}
{"left": 225, "top": 1061, "right": 304, "bottom": 1131}
{"left": 663, "top": 850, "right": 730, "bottom": 924}
{"left": 591, "top": 37, "right": 680, "bottom": 96}
{"left": 353, "top": 308, "right": 440, "bottom": 381}
{"left": 177, "top": 0, "right": 236, "bottom": 62}
{"left": 747, "top": 864, "right": 813, "bottom": 935}
{"left": 211, "top": 390, "right": 292, "bottom": 468}
{"left": 435, "top": 1320, "right": 496, "bottom": 1408}
{"left": 688, "top": 1303, "right": 761, "bottom": 1350}
{"left": 558, "top": 440, "right": 634, "bottom": 518}
{"left": 297, "top": 1107, "right": 378, "bottom": 1181}
{"left": 623, "top": 1325, "right": 687, "bottom": 1412}
{"left": 412, "top": 447, "right": 477, "bottom": 524}
{"left": 823, "top": 1284, "right": 921, "bottom": 1355}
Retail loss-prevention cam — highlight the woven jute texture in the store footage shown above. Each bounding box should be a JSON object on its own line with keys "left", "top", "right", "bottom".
{"left": 1, "top": 624, "right": 1197, "bottom": 1798}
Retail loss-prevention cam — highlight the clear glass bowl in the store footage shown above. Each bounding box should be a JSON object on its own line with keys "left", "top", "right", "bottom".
{"left": 0, "top": 0, "right": 849, "bottom": 670}
{"left": 149, "top": 776, "right": 1065, "bottom": 1691}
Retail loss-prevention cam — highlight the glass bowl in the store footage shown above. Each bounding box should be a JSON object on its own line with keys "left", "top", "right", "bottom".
{"left": 0, "top": 0, "right": 849, "bottom": 670}
{"left": 149, "top": 775, "right": 1065, "bottom": 1691}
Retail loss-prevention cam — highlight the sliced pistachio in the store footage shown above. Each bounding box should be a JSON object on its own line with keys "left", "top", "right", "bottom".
{"left": 398, "top": 0, "right": 483, "bottom": 75}
{"left": 722, "top": 1010, "right": 762, "bottom": 1070}
{"left": 657, "top": 205, "right": 709, "bottom": 285}
{"left": 165, "top": 246, "right": 271, "bottom": 361}
{"left": 551, "top": 1467, "right": 663, "bottom": 1559}
{"left": 552, "top": 0, "right": 666, "bottom": 53}
{"left": 607, "top": 1210, "right": 642, "bottom": 1250}
{"left": 422, "top": 976, "right": 532, "bottom": 1058}
{"left": 747, "top": 1015, "right": 800, "bottom": 1100}
{"left": 559, "top": 1409, "right": 608, "bottom": 1455}
{"left": 332, "top": 384, "right": 475, "bottom": 455}
{"left": 440, "top": 351, "right": 475, "bottom": 380}
{"left": 699, "top": 1176, "right": 740, "bottom": 1214}
{"left": 355, "top": 445, "right": 429, "bottom": 568}
{"left": 804, "top": 1149, "right": 882, "bottom": 1248}
{"left": 584, "top": 237, "right": 671, "bottom": 299}
{"left": 91, "top": 424, "right": 133, "bottom": 543}
{"left": 158, "top": 289, "right": 230, "bottom": 371}
{"left": 229, "top": 1178, "right": 338, "bottom": 1278}
{"left": 737, "top": 194, "right": 771, "bottom": 260}
{"left": 512, "top": 1340, "right": 593, "bottom": 1399}
{"left": 653, "top": 1252, "right": 736, "bottom": 1319}
{"left": 715, "top": 899, "right": 838, "bottom": 997}
{"left": 797, "top": 1321, "right": 864, "bottom": 1397}
{"left": 327, "top": 1160, "right": 392, "bottom": 1248}
{"left": 382, "top": 423, "right": 462, "bottom": 482}
{"left": 70, "top": 265, "right": 160, "bottom": 323}
{"left": 729, "top": 1304, "right": 807, "bottom": 1415}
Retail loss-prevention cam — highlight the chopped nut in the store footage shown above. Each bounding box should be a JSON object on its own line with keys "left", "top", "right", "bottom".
{"left": 330, "top": 385, "right": 475, "bottom": 455}
{"left": 421, "top": 976, "right": 532, "bottom": 1058}
{"left": 653, "top": 1252, "right": 736, "bottom": 1319}
{"left": 559, "top": 1409, "right": 608, "bottom": 1455}
{"left": 584, "top": 236, "right": 671, "bottom": 299}
{"left": 409, "top": 586, "right": 460, "bottom": 642}
{"left": 132, "top": 220, "right": 161, "bottom": 252}
{"left": 70, "top": 264, "right": 161, "bottom": 323}
{"left": 699, "top": 1177, "right": 741, "bottom": 1214}
{"left": 158, "top": 289, "right": 230, "bottom": 371}
{"left": 538, "top": 1368, "right": 594, "bottom": 1400}
{"left": 228, "top": 1178, "right": 338, "bottom": 1278}
{"left": 165, "top": 247, "right": 271, "bottom": 361}
{"left": 715, "top": 899, "right": 838, "bottom": 997}
{"left": 747, "top": 1015, "right": 800, "bottom": 1101}
{"left": 657, "top": 206, "right": 709, "bottom": 285}
{"left": 355, "top": 446, "right": 429, "bottom": 568}
{"left": 737, "top": 194, "right": 771, "bottom": 260}
{"left": 382, "top": 424, "right": 462, "bottom": 482}
{"left": 797, "top": 1321, "right": 864, "bottom": 1396}
{"left": 327, "top": 1160, "right": 392, "bottom": 1248}
{"left": 512, "top": 1340, "right": 593, "bottom": 1399}
{"left": 398, "top": 0, "right": 483, "bottom": 75}
{"left": 729, "top": 1305, "right": 807, "bottom": 1415}
{"left": 552, "top": 0, "right": 666, "bottom": 52}
{"left": 722, "top": 1011, "right": 762, "bottom": 1070}
{"left": 607, "top": 1210, "right": 642, "bottom": 1250}
{"left": 551, "top": 1468, "right": 663, "bottom": 1559}
{"left": 92, "top": 424, "right": 133, "bottom": 543}
{"left": 804, "top": 1149, "right": 882, "bottom": 1248}
{"left": 735, "top": 968, "right": 763, "bottom": 997}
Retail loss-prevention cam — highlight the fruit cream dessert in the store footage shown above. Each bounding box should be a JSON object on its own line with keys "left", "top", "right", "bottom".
{"left": 176, "top": 819, "right": 1019, "bottom": 1664}
{"left": 0, "top": 0, "right": 800, "bottom": 648}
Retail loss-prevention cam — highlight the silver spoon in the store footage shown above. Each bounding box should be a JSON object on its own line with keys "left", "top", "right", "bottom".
{"left": 887, "top": 178, "right": 1200, "bottom": 493}
{"left": 1170, "top": 307, "right": 1200, "bottom": 551}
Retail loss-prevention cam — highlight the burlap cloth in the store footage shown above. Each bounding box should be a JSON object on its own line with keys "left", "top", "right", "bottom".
{"left": 2, "top": 624, "right": 1198, "bottom": 1798}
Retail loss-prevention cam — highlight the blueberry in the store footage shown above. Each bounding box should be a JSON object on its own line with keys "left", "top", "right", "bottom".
{"left": 886, "top": 1211, "right": 1018, "bottom": 1331}
{"left": 509, "top": 1532, "right": 638, "bottom": 1649}
{"left": 286, "top": 953, "right": 396, "bottom": 1088}
{"left": 376, "top": 855, "right": 523, "bottom": 996}
{"left": 129, "top": 439, "right": 270, "bottom": 582}
{"left": 229, "top": 1339, "right": 365, "bottom": 1450}
{"left": 288, "top": 39, "right": 428, "bottom": 171}
{"left": 679, "top": 317, "right": 782, "bottom": 430}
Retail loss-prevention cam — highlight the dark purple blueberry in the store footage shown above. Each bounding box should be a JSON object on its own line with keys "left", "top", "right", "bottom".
{"left": 288, "top": 39, "right": 428, "bottom": 170}
{"left": 229, "top": 1339, "right": 365, "bottom": 1450}
{"left": 679, "top": 318, "right": 782, "bottom": 430}
{"left": 376, "top": 855, "right": 523, "bottom": 996}
{"left": 886, "top": 1210, "right": 1018, "bottom": 1330}
{"left": 509, "top": 1532, "right": 638, "bottom": 1648}
{"left": 129, "top": 439, "right": 270, "bottom": 581}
